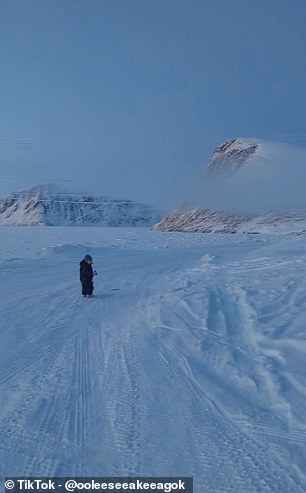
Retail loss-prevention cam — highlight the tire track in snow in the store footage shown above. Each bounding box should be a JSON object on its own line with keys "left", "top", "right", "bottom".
{"left": 122, "top": 329, "right": 143, "bottom": 474}
{"left": 0, "top": 336, "right": 77, "bottom": 476}
{"left": 0, "top": 291, "right": 98, "bottom": 477}
{"left": 235, "top": 420, "right": 306, "bottom": 445}
{"left": 21, "top": 338, "right": 80, "bottom": 476}
{"left": 2, "top": 232, "right": 306, "bottom": 488}
{"left": 71, "top": 331, "right": 85, "bottom": 448}
{"left": 66, "top": 325, "right": 91, "bottom": 454}
{"left": 102, "top": 325, "right": 143, "bottom": 475}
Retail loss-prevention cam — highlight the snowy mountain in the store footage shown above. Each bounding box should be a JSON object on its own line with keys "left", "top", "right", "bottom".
{"left": 0, "top": 184, "right": 161, "bottom": 226}
{"left": 205, "top": 137, "right": 259, "bottom": 178}
{"left": 153, "top": 206, "right": 306, "bottom": 234}
{"left": 154, "top": 138, "right": 306, "bottom": 234}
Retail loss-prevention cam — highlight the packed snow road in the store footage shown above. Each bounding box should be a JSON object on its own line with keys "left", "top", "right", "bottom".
{"left": 1, "top": 227, "right": 306, "bottom": 492}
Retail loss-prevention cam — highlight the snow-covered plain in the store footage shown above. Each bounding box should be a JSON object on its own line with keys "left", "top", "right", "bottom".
{"left": 1, "top": 227, "right": 306, "bottom": 492}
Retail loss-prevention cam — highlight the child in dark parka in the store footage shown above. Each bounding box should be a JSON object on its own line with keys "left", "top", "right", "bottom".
{"left": 80, "top": 254, "right": 97, "bottom": 297}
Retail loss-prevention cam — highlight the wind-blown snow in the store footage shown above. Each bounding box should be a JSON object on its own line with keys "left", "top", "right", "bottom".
{"left": 1, "top": 227, "right": 306, "bottom": 492}
{"left": 202, "top": 139, "right": 306, "bottom": 215}
{"left": 155, "top": 138, "right": 306, "bottom": 233}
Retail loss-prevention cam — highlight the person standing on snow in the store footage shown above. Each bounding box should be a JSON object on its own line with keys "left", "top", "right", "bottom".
{"left": 80, "top": 254, "right": 97, "bottom": 297}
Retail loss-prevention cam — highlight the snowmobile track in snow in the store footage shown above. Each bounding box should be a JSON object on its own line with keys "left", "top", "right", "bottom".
{"left": 1, "top": 229, "right": 306, "bottom": 491}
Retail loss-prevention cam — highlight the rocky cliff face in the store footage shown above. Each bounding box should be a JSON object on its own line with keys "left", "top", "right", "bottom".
{"left": 0, "top": 185, "right": 161, "bottom": 226}
{"left": 153, "top": 206, "right": 306, "bottom": 234}
{"left": 205, "top": 138, "right": 259, "bottom": 178}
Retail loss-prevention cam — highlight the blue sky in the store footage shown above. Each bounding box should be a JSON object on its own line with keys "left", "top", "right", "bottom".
{"left": 1, "top": 0, "right": 306, "bottom": 210}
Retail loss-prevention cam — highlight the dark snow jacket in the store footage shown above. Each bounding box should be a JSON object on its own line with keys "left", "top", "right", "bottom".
{"left": 80, "top": 260, "right": 94, "bottom": 295}
{"left": 80, "top": 260, "right": 94, "bottom": 282}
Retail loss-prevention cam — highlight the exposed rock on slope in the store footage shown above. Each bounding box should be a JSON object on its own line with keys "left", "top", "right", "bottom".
{"left": 0, "top": 185, "right": 161, "bottom": 226}
{"left": 154, "top": 138, "right": 306, "bottom": 234}
{"left": 153, "top": 206, "right": 306, "bottom": 234}
{"left": 205, "top": 138, "right": 259, "bottom": 178}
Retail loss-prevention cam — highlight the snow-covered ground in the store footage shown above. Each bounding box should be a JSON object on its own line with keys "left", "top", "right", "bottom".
{"left": 1, "top": 227, "right": 306, "bottom": 492}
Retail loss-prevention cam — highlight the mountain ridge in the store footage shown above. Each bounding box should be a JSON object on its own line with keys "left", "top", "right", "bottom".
{"left": 205, "top": 137, "right": 260, "bottom": 178}
{"left": 0, "top": 184, "right": 161, "bottom": 227}
{"left": 154, "top": 137, "right": 306, "bottom": 234}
